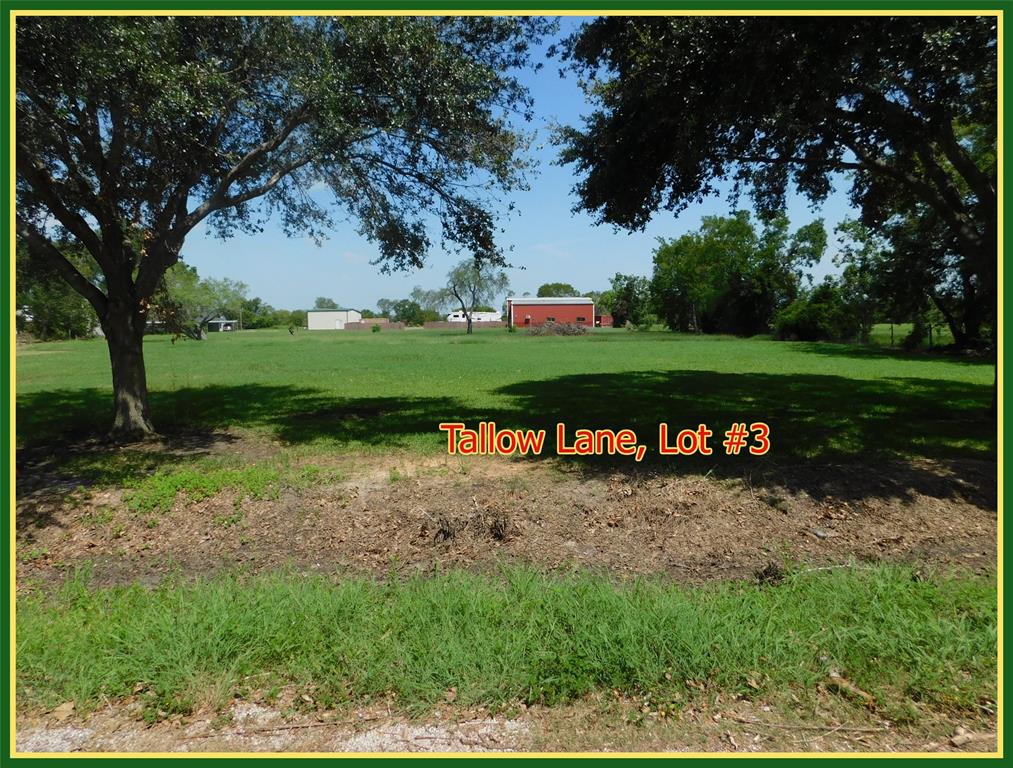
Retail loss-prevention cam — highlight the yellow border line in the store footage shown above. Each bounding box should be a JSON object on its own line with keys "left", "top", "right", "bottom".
{"left": 7, "top": 4, "right": 14, "bottom": 762}
{"left": 998, "top": 9, "right": 1005, "bottom": 762}
{"left": 8, "top": 6, "right": 1004, "bottom": 760}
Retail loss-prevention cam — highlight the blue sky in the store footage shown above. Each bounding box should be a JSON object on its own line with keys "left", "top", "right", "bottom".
{"left": 181, "top": 17, "right": 858, "bottom": 312}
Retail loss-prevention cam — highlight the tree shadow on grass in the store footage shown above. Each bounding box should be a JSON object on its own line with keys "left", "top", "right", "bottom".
{"left": 16, "top": 385, "right": 466, "bottom": 449}
{"left": 793, "top": 341, "right": 995, "bottom": 366}
{"left": 493, "top": 370, "right": 995, "bottom": 507}
{"left": 16, "top": 369, "right": 995, "bottom": 509}
{"left": 494, "top": 370, "right": 993, "bottom": 462}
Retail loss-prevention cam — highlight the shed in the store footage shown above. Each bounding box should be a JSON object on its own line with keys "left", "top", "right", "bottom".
{"left": 207, "top": 317, "right": 238, "bottom": 332}
{"left": 505, "top": 297, "right": 595, "bottom": 329}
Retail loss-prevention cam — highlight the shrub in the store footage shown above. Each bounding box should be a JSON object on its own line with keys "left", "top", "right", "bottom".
{"left": 774, "top": 281, "right": 863, "bottom": 342}
{"left": 371, "top": 324, "right": 381, "bottom": 333}
{"left": 633, "top": 312, "right": 660, "bottom": 331}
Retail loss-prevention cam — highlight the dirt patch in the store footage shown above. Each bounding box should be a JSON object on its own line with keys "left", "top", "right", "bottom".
{"left": 15, "top": 693, "right": 997, "bottom": 754}
{"left": 16, "top": 447, "right": 996, "bottom": 589}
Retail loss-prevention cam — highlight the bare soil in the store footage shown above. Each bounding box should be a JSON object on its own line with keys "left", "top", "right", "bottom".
{"left": 16, "top": 437, "right": 996, "bottom": 589}
{"left": 15, "top": 690, "right": 997, "bottom": 754}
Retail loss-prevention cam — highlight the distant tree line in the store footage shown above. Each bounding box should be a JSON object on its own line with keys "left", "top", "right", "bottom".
{"left": 16, "top": 238, "right": 311, "bottom": 341}
{"left": 16, "top": 238, "right": 97, "bottom": 340}
{"left": 560, "top": 210, "right": 971, "bottom": 346}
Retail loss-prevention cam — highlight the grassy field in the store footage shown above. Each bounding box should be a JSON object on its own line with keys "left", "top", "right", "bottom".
{"left": 16, "top": 327, "right": 995, "bottom": 468}
{"left": 18, "top": 565, "right": 996, "bottom": 721}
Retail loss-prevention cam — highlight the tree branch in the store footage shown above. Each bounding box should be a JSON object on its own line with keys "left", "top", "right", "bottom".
{"left": 173, "top": 153, "right": 315, "bottom": 238}
{"left": 844, "top": 140, "right": 983, "bottom": 253}
{"left": 16, "top": 145, "right": 104, "bottom": 258}
{"left": 185, "top": 104, "right": 311, "bottom": 223}
{"left": 17, "top": 215, "right": 108, "bottom": 315}
{"left": 935, "top": 118, "right": 997, "bottom": 210}
{"left": 733, "top": 154, "right": 864, "bottom": 171}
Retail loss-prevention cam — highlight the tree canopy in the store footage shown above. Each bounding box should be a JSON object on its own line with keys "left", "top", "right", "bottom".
{"left": 17, "top": 15, "right": 552, "bottom": 436}
{"left": 376, "top": 298, "right": 440, "bottom": 326}
{"left": 555, "top": 16, "right": 996, "bottom": 345}
{"left": 651, "top": 212, "right": 826, "bottom": 336}
{"left": 537, "top": 282, "right": 579, "bottom": 297}
{"left": 605, "top": 273, "right": 651, "bottom": 329}
{"left": 153, "top": 264, "right": 247, "bottom": 341}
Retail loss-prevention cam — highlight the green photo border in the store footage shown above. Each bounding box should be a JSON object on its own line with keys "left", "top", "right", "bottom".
{"left": 1, "top": 1, "right": 1006, "bottom": 764}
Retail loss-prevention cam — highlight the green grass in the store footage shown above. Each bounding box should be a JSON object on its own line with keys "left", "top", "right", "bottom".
{"left": 123, "top": 462, "right": 281, "bottom": 515}
{"left": 17, "top": 565, "right": 995, "bottom": 720}
{"left": 46, "top": 451, "right": 344, "bottom": 515}
{"left": 16, "top": 328, "right": 995, "bottom": 471}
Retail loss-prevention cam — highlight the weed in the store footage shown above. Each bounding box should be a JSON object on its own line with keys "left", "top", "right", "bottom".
{"left": 18, "top": 547, "right": 49, "bottom": 564}
{"left": 124, "top": 461, "right": 280, "bottom": 515}
{"left": 214, "top": 511, "right": 244, "bottom": 529}
{"left": 80, "top": 506, "right": 115, "bottom": 528}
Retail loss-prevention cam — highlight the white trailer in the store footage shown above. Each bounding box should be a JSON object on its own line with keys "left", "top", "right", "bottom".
{"left": 446, "top": 311, "right": 501, "bottom": 323}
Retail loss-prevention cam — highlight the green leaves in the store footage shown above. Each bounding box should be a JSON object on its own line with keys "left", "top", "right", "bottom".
{"left": 17, "top": 16, "right": 554, "bottom": 292}
{"left": 152, "top": 263, "right": 247, "bottom": 340}
{"left": 556, "top": 16, "right": 995, "bottom": 347}
{"left": 445, "top": 257, "right": 510, "bottom": 329}
{"left": 650, "top": 212, "right": 825, "bottom": 336}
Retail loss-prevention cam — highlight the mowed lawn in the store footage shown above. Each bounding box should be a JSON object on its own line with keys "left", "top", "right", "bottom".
{"left": 16, "top": 327, "right": 995, "bottom": 466}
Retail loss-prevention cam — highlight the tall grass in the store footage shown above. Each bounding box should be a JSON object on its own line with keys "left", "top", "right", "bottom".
{"left": 17, "top": 565, "right": 995, "bottom": 719}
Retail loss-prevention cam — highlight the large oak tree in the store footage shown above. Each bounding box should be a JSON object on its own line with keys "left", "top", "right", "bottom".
{"left": 555, "top": 16, "right": 997, "bottom": 346}
{"left": 17, "top": 15, "right": 551, "bottom": 437}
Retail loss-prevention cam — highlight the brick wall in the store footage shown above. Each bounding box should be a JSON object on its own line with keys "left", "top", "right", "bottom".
{"left": 423, "top": 321, "right": 506, "bottom": 330}
{"left": 344, "top": 321, "right": 406, "bottom": 330}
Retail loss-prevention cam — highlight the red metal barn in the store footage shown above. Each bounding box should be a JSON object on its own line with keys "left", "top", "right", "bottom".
{"left": 506, "top": 297, "right": 595, "bottom": 328}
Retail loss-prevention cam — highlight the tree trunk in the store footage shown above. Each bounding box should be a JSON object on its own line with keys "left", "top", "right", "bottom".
{"left": 931, "top": 293, "right": 966, "bottom": 347}
{"left": 466, "top": 314, "right": 473, "bottom": 334}
{"left": 102, "top": 300, "right": 155, "bottom": 440}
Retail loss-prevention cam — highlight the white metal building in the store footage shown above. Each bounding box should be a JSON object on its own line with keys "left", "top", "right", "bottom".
{"left": 307, "top": 309, "right": 363, "bottom": 330}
